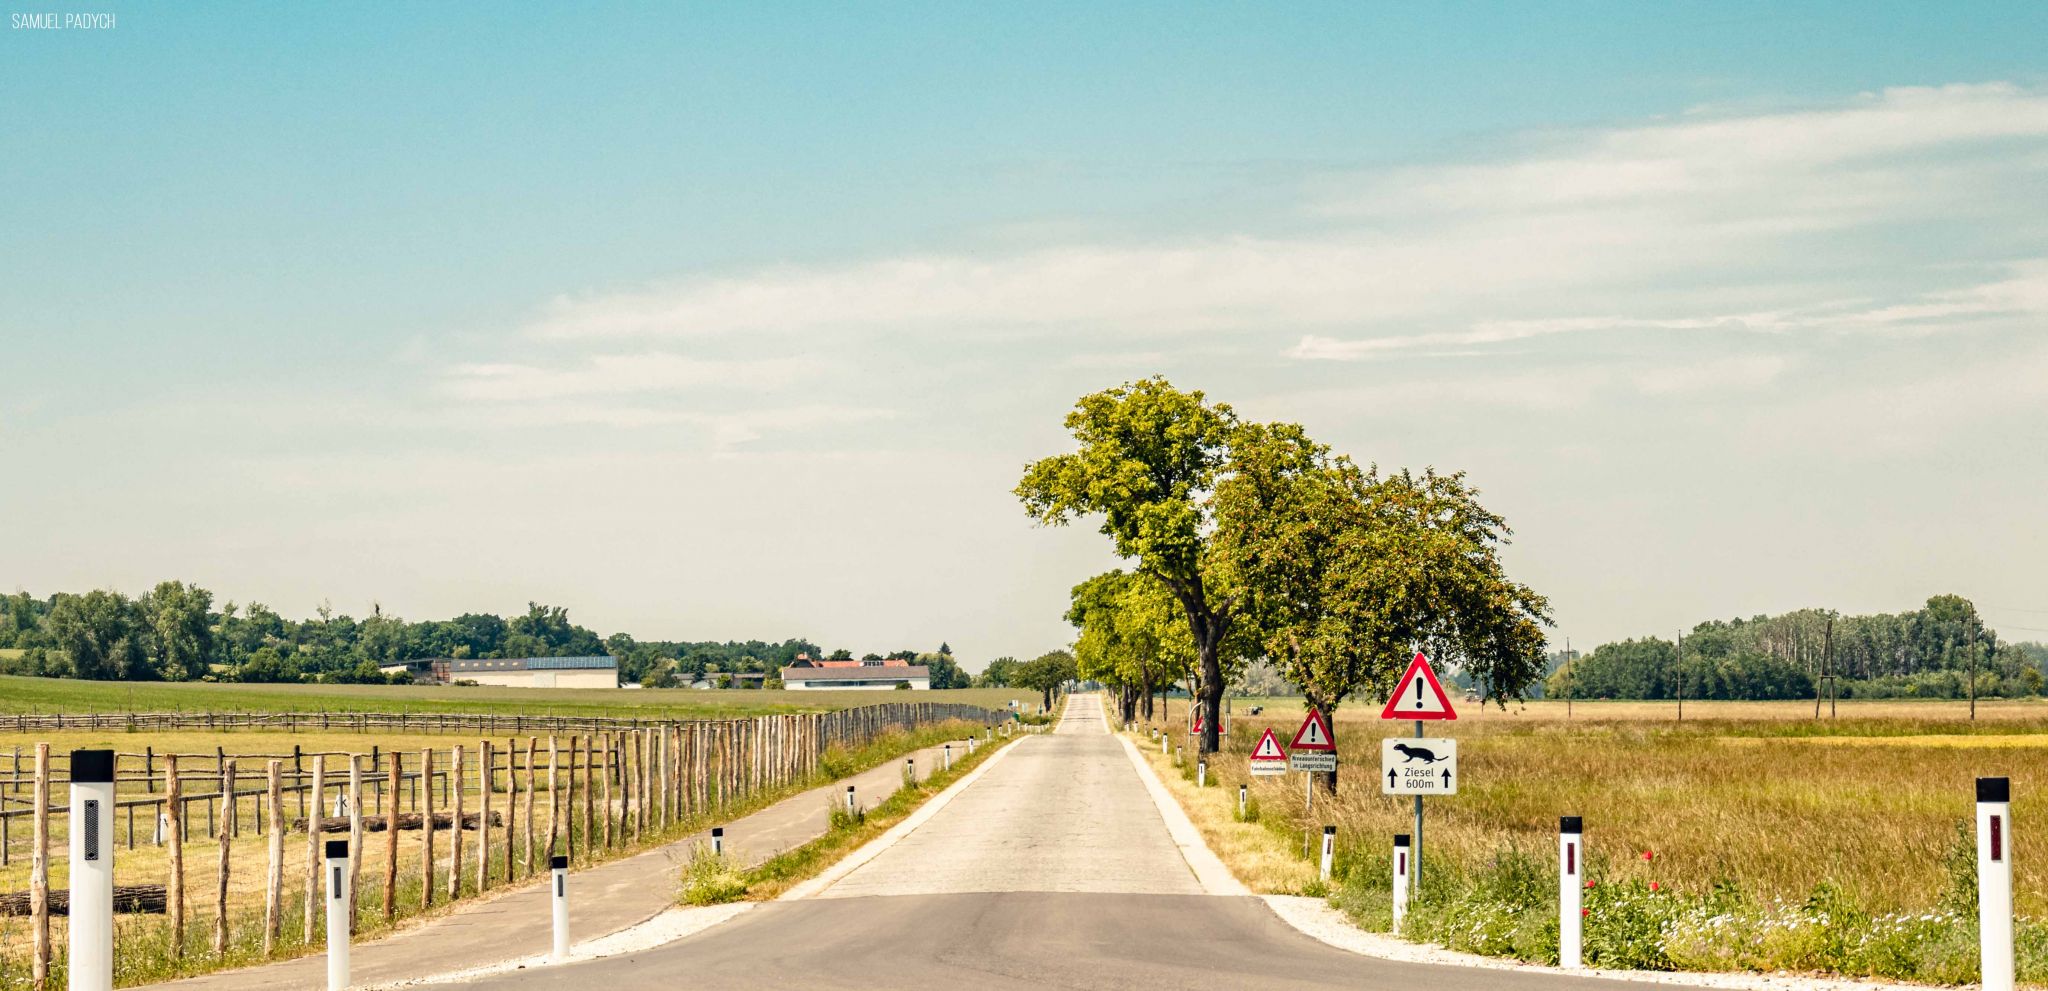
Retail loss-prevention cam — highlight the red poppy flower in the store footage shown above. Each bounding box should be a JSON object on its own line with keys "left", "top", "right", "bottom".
{"left": 1642, "top": 850, "right": 1654, "bottom": 861}
{"left": 1581, "top": 908, "right": 1590, "bottom": 917}
{"left": 1650, "top": 881, "right": 1661, "bottom": 892}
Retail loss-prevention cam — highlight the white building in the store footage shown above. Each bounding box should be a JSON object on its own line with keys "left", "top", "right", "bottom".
{"left": 380, "top": 655, "right": 620, "bottom": 689}
{"left": 780, "top": 663, "right": 930, "bottom": 691}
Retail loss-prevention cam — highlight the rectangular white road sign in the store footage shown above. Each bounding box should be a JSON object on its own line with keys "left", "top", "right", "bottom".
{"left": 1380, "top": 738, "right": 1457, "bottom": 795}
{"left": 1289, "top": 752, "right": 1336, "bottom": 773}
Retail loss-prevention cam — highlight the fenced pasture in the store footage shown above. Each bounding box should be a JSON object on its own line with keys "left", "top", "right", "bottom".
{"left": 0, "top": 675, "right": 1034, "bottom": 721}
{"left": 0, "top": 701, "right": 1001, "bottom": 989}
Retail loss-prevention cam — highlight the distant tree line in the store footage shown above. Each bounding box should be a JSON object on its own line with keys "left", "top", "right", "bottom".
{"left": 1548, "top": 595, "right": 2048, "bottom": 701}
{"left": 0, "top": 584, "right": 973, "bottom": 688}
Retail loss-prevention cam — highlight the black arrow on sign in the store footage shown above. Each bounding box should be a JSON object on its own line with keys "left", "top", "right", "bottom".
{"left": 1386, "top": 768, "right": 1397, "bottom": 789}
{"left": 1441, "top": 769, "right": 1452, "bottom": 786}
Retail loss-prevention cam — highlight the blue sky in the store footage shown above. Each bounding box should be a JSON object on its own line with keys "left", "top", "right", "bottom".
{"left": 6, "top": 3, "right": 2048, "bottom": 664}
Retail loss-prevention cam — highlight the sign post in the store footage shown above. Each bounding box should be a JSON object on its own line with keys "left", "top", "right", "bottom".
{"left": 1379, "top": 653, "right": 1456, "bottom": 890}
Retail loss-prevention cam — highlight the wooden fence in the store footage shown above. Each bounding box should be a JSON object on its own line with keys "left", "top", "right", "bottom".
{"left": 0, "top": 701, "right": 999, "bottom": 987}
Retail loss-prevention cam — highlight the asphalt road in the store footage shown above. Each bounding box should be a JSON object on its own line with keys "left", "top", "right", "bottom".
{"left": 462, "top": 698, "right": 1646, "bottom": 991}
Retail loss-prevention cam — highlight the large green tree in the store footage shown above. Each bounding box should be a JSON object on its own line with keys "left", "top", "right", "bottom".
{"left": 142, "top": 580, "right": 214, "bottom": 681}
{"left": 1215, "top": 448, "right": 1550, "bottom": 788}
{"left": 1018, "top": 379, "right": 1284, "bottom": 752}
{"left": 44, "top": 589, "right": 150, "bottom": 680}
{"left": 1068, "top": 570, "right": 1196, "bottom": 724}
{"left": 1013, "top": 649, "right": 1078, "bottom": 712}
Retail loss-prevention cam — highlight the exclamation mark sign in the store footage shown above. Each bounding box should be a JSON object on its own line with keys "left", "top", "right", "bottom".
{"left": 1415, "top": 679, "right": 1424, "bottom": 708}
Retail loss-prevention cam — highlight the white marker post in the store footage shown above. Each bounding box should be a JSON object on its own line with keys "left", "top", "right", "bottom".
{"left": 710, "top": 826, "right": 724, "bottom": 857}
{"left": 549, "top": 855, "right": 570, "bottom": 963}
{"left": 905, "top": 757, "right": 915, "bottom": 782}
{"left": 943, "top": 744, "right": 952, "bottom": 771}
{"left": 1392, "top": 833, "right": 1411, "bottom": 932}
{"left": 1559, "top": 816, "right": 1583, "bottom": 969}
{"left": 1320, "top": 826, "right": 1335, "bottom": 881}
{"left": 1197, "top": 759, "right": 1206, "bottom": 788}
{"left": 844, "top": 785, "right": 856, "bottom": 816}
{"left": 324, "top": 839, "right": 350, "bottom": 991}
{"left": 967, "top": 736, "right": 975, "bottom": 755}
{"left": 1978, "top": 777, "right": 2013, "bottom": 991}
{"left": 1161, "top": 735, "right": 1168, "bottom": 755}
{"left": 1238, "top": 784, "right": 1247, "bottom": 819}
{"left": 69, "top": 749, "right": 116, "bottom": 991}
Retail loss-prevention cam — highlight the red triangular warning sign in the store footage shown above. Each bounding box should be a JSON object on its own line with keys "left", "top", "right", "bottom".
{"left": 1289, "top": 708, "right": 1336, "bottom": 752}
{"left": 1380, "top": 651, "right": 1458, "bottom": 721}
{"left": 1250, "top": 728, "right": 1287, "bottom": 761}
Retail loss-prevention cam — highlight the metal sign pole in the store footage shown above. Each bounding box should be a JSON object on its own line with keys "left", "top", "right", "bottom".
{"left": 1412, "top": 719, "right": 1423, "bottom": 891}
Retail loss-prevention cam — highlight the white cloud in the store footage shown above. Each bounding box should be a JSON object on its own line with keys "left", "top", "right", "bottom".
{"left": 505, "top": 83, "right": 2048, "bottom": 371}
{"left": 442, "top": 351, "right": 824, "bottom": 401}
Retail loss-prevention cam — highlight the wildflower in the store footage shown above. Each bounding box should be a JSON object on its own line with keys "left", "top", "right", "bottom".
{"left": 1582, "top": 908, "right": 1590, "bottom": 917}
{"left": 1650, "top": 881, "right": 1661, "bottom": 892}
{"left": 1642, "top": 850, "right": 1654, "bottom": 862}
{"left": 1585, "top": 880, "right": 1596, "bottom": 890}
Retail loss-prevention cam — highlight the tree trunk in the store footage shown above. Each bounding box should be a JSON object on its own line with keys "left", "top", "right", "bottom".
{"left": 1198, "top": 637, "right": 1223, "bottom": 754}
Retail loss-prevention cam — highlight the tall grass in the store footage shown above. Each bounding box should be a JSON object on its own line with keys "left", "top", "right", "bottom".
{"left": 1136, "top": 701, "right": 2048, "bottom": 983}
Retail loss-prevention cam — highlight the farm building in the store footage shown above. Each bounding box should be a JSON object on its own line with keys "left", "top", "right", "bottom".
{"left": 780, "top": 660, "right": 930, "bottom": 690}
{"left": 378, "top": 655, "right": 620, "bottom": 689}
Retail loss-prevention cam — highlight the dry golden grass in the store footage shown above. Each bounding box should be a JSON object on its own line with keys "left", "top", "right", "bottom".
{"left": 1128, "top": 733, "right": 1319, "bottom": 895}
{"left": 1139, "top": 698, "right": 2047, "bottom": 916}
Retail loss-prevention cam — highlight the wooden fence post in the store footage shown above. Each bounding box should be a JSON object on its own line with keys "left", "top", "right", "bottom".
{"left": 502, "top": 739, "right": 515, "bottom": 884}
{"left": 420, "top": 748, "right": 435, "bottom": 908}
{"left": 384, "top": 753, "right": 400, "bottom": 921}
{"left": 30, "top": 744, "right": 49, "bottom": 990}
{"left": 265, "top": 759, "right": 283, "bottom": 954}
{"left": 599, "top": 732, "right": 613, "bottom": 850}
{"left": 303, "top": 755, "right": 324, "bottom": 944}
{"left": 167, "top": 754, "right": 185, "bottom": 958}
{"left": 348, "top": 756, "right": 363, "bottom": 933}
{"left": 577, "top": 737, "right": 593, "bottom": 859}
{"left": 448, "top": 745, "right": 464, "bottom": 901}
{"left": 477, "top": 741, "right": 492, "bottom": 893}
{"left": 215, "top": 758, "right": 234, "bottom": 958}
{"left": 523, "top": 737, "right": 538, "bottom": 876}
{"left": 545, "top": 737, "right": 559, "bottom": 860}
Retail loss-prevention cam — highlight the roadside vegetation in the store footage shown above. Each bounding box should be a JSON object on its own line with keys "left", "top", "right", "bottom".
{"left": 1128, "top": 702, "right": 2047, "bottom": 985}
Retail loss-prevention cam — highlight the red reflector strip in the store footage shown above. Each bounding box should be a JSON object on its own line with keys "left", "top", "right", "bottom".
{"left": 1991, "top": 815, "right": 2003, "bottom": 862}
{"left": 1567, "top": 842, "right": 1576, "bottom": 875}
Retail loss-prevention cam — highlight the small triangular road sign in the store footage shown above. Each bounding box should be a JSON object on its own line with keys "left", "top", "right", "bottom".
{"left": 1380, "top": 651, "right": 1458, "bottom": 720}
{"left": 1289, "top": 708, "right": 1336, "bottom": 752}
{"left": 1250, "top": 728, "right": 1287, "bottom": 761}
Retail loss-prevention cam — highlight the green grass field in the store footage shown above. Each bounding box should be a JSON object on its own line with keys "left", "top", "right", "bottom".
{"left": 0, "top": 674, "right": 1036, "bottom": 719}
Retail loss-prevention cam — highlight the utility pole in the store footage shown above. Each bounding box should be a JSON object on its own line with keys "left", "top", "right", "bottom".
{"left": 1564, "top": 637, "right": 1572, "bottom": 720}
{"left": 1957, "top": 638, "right": 1974, "bottom": 724}
{"left": 1675, "top": 631, "right": 1684, "bottom": 723}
